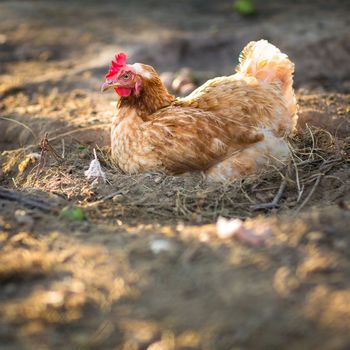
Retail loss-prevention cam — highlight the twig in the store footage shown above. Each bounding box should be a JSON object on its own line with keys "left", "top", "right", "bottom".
{"left": 239, "top": 179, "right": 255, "bottom": 204}
{"left": 297, "top": 184, "right": 305, "bottom": 203}
{"left": 11, "top": 178, "right": 18, "bottom": 188}
{"left": 33, "top": 133, "right": 63, "bottom": 181}
{"left": 3, "top": 124, "right": 110, "bottom": 153}
{"left": 46, "top": 139, "right": 63, "bottom": 162}
{"left": 0, "top": 116, "right": 37, "bottom": 141}
{"left": 294, "top": 174, "right": 322, "bottom": 214}
{"left": 84, "top": 190, "right": 129, "bottom": 208}
{"left": 0, "top": 187, "right": 53, "bottom": 212}
{"left": 61, "top": 139, "right": 65, "bottom": 159}
{"left": 250, "top": 178, "right": 287, "bottom": 210}
{"left": 306, "top": 123, "right": 315, "bottom": 160}
{"left": 34, "top": 133, "right": 49, "bottom": 180}
{"left": 291, "top": 154, "right": 303, "bottom": 202}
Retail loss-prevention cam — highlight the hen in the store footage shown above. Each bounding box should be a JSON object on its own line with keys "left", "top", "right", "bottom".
{"left": 101, "top": 40, "right": 297, "bottom": 181}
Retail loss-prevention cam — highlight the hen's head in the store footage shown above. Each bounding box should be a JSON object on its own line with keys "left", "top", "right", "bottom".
{"left": 101, "top": 52, "right": 153, "bottom": 97}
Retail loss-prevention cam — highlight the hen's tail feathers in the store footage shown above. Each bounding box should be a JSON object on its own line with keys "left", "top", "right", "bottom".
{"left": 236, "top": 40, "right": 297, "bottom": 124}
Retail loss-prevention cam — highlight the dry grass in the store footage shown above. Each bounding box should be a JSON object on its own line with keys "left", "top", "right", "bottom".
{"left": 1, "top": 125, "right": 348, "bottom": 225}
{"left": 90, "top": 126, "right": 349, "bottom": 223}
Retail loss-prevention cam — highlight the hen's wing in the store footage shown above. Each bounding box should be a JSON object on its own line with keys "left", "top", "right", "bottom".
{"left": 175, "top": 75, "right": 293, "bottom": 136}
{"left": 141, "top": 106, "right": 263, "bottom": 174}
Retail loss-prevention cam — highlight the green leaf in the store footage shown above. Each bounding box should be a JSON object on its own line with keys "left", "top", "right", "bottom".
{"left": 233, "top": 0, "right": 256, "bottom": 16}
{"left": 77, "top": 145, "right": 88, "bottom": 152}
{"left": 60, "top": 205, "right": 85, "bottom": 221}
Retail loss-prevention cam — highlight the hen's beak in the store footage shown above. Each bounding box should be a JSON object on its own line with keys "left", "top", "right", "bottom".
{"left": 101, "top": 81, "right": 117, "bottom": 92}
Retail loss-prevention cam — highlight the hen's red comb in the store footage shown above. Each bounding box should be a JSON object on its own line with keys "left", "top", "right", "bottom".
{"left": 106, "top": 52, "right": 127, "bottom": 79}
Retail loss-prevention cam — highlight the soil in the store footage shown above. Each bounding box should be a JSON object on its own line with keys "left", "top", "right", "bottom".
{"left": 0, "top": 1, "right": 350, "bottom": 349}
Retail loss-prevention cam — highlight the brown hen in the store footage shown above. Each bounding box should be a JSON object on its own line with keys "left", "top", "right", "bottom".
{"left": 102, "top": 40, "right": 297, "bottom": 181}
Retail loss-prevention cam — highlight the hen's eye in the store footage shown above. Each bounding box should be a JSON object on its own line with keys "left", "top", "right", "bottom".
{"left": 122, "top": 73, "right": 130, "bottom": 80}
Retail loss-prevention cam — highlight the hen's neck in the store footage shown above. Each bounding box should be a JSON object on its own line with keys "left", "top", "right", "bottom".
{"left": 117, "top": 76, "right": 174, "bottom": 121}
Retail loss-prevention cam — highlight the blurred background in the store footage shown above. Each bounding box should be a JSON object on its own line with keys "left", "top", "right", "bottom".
{"left": 1, "top": 0, "right": 350, "bottom": 98}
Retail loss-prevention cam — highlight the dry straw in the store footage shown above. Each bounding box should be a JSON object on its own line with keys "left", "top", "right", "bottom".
{"left": 1, "top": 125, "right": 348, "bottom": 224}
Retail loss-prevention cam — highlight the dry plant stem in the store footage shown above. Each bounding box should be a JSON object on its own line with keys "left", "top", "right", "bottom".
{"left": 0, "top": 116, "right": 37, "bottom": 141}
{"left": 34, "top": 133, "right": 49, "bottom": 180}
{"left": 85, "top": 191, "right": 124, "bottom": 208}
{"left": 47, "top": 141, "right": 63, "bottom": 162}
{"left": 4, "top": 125, "right": 110, "bottom": 154}
{"left": 47, "top": 125, "right": 109, "bottom": 144}
{"left": 306, "top": 123, "right": 316, "bottom": 160}
{"left": 0, "top": 186, "right": 52, "bottom": 212}
{"left": 2, "top": 124, "right": 345, "bottom": 222}
{"left": 295, "top": 174, "right": 322, "bottom": 214}
{"left": 61, "top": 139, "right": 65, "bottom": 159}
{"left": 34, "top": 133, "right": 63, "bottom": 181}
{"left": 291, "top": 154, "right": 303, "bottom": 202}
{"left": 250, "top": 178, "right": 287, "bottom": 210}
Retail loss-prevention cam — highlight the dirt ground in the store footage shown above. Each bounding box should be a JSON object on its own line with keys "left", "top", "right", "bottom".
{"left": 0, "top": 1, "right": 350, "bottom": 349}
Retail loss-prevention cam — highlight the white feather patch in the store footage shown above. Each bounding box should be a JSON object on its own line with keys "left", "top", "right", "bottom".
{"left": 130, "top": 63, "right": 152, "bottom": 79}
{"left": 85, "top": 149, "right": 107, "bottom": 185}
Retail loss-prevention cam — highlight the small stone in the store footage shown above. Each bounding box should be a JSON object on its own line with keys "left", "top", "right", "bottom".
{"left": 112, "top": 194, "right": 123, "bottom": 203}
{"left": 149, "top": 239, "right": 175, "bottom": 255}
{"left": 154, "top": 176, "right": 162, "bottom": 184}
{"left": 14, "top": 210, "right": 34, "bottom": 227}
{"left": 306, "top": 231, "right": 324, "bottom": 242}
{"left": 79, "top": 152, "right": 88, "bottom": 159}
{"left": 43, "top": 291, "right": 64, "bottom": 307}
{"left": 0, "top": 34, "right": 7, "bottom": 45}
{"left": 199, "top": 231, "right": 210, "bottom": 242}
{"left": 334, "top": 239, "right": 347, "bottom": 250}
